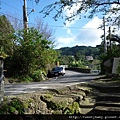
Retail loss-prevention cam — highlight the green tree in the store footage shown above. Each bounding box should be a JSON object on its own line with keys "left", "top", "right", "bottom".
{"left": 59, "top": 55, "right": 69, "bottom": 65}
{"left": 39, "top": 0, "right": 120, "bottom": 26}
{"left": 99, "top": 33, "right": 120, "bottom": 74}
{"left": 5, "top": 28, "right": 58, "bottom": 81}
{"left": 74, "top": 51, "right": 85, "bottom": 61}
{"left": 0, "top": 15, "right": 14, "bottom": 56}
{"left": 58, "top": 55, "right": 75, "bottom": 65}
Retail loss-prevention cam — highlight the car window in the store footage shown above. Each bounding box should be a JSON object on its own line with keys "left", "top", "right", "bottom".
{"left": 52, "top": 67, "right": 63, "bottom": 71}
{"left": 57, "top": 67, "right": 62, "bottom": 70}
{"left": 52, "top": 68, "right": 55, "bottom": 71}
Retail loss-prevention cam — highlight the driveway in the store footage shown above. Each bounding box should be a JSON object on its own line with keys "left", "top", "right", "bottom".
{"left": 4, "top": 70, "right": 103, "bottom": 96}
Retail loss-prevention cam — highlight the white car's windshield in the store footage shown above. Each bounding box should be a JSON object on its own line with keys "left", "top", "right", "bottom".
{"left": 52, "top": 67, "right": 63, "bottom": 71}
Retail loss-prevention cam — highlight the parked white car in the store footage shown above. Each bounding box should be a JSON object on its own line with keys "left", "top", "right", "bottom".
{"left": 51, "top": 66, "right": 65, "bottom": 76}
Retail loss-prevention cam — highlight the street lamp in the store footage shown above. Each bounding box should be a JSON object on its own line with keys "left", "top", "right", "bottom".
{"left": 28, "top": 9, "right": 35, "bottom": 16}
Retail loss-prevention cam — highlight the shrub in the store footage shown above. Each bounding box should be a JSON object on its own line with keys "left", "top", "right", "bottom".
{"left": 0, "top": 98, "right": 25, "bottom": 114}
{"left": 17, "top": 75, "right": 33, "bottom": 82}
{"left": 30, "top": 70, "right": 46, "bottom": 82}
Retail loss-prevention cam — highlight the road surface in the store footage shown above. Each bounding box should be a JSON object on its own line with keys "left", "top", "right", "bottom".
{"left": 4, "top": 70, "right": 103, "bottom": 96}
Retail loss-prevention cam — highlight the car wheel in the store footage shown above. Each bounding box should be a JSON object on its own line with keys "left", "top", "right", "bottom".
{"left": 62, "top": 73, "right": 65, "bottom": 76}
{"left": 55, "top": 73, "right": 58, "bottom": 76}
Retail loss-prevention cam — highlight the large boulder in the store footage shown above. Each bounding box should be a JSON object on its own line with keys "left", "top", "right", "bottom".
{"left": 103, "top": 58, "right": 114, "bottom": 74}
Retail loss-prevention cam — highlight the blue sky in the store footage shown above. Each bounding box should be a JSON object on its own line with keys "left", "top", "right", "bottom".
{"left": 0, "top": 0, "right": 105, "bottom": 49}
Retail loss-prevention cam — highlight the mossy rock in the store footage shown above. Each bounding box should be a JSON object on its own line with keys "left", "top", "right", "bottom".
{"left": 46, "top": 89, "right": 60, "bottom": 94}
{"left": 76, "top": 90, "right": 86, "bottom": 97}
{"left": 76, "top": 86, "right": 91, "bottom": 95}
{"left": 20, "top": 94, "right": 49, "bottom": 114}
{"left": 81, "top": 98, "right": 90, "bottom": 105}
{"left": 52, "top": 110, "right": 63, "bottom": 114}
{"left": 35, "top": 100, "right": 48, "bottom": 114}
{"left": 0, "top": 83, "right": 97, "bottom": 115}
{"left": 56, "top": 87, "right": 72, "bottom": 94}
{"left": 40, "top": 94, "right": 74, "bottom": 111}
{"left": 63, "top": 102, "right": 81, "bottom": 114}
{"left": 43, "top": 94, "right": 53, "bottom": 99}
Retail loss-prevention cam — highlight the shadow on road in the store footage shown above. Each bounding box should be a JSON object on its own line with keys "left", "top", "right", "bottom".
{"left": 59, "top": 73, "right": 100, "bottom": 78}
{"left": 55, "top": 73, "right": 102, "bottom": 84}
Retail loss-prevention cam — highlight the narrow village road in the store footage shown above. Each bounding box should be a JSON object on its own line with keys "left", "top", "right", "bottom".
{"left": 4, "top": 70, "right": 103, "bottom": 96}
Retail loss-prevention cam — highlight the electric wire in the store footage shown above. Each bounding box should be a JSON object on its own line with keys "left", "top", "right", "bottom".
{"left": 0, "top": 0, "right": 103, "bottom": 31}
{"left": 0, "top": 0, "right": 103, "bottom": 24}
{"left": 1, "top": 0, "right": 22, "bottom": 12}
{"left": 0, "top": 11, "right": 102, "bottom": 31}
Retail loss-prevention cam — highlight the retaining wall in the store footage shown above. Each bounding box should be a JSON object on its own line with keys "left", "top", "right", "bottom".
{"left": 66, "top": 67, "right": 91, "bottom": 73}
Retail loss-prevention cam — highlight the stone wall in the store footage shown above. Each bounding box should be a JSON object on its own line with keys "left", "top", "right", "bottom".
{"left": 66, "top": 67, "right": 91, "bottom": 73}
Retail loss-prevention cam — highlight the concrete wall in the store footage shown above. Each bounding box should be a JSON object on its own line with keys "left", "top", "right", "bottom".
{"left": 112, "top": 57, "right": 120, "bottom": 74}
{"left": 66, "top": 67, "right": 91, "bottom": 73}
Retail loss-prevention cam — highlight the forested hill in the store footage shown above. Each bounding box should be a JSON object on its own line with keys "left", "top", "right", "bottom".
{"left": 57, "top": 45, "right": 101, "bottom": 58}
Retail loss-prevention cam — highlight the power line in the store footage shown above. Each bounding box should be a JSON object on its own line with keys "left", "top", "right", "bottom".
{"left": 0, "top": 12, "right": 23, "bottom": 22}
{"left": 28, "top": 22, "right": 102, "bottom": 31}
{"left": 0, "top": 12, "right": 102, "bottom": 31}
{"left": 1, "top": 0, "right": 22, "bottom": 12}
{"left": 11, "top": 0, "right": 22, "bottom": 5}
{"left": 28, "top": 11, "right": 102, "bottom": 24}
{"left": 0, "top": 1, "right": 102, "bottom": 24}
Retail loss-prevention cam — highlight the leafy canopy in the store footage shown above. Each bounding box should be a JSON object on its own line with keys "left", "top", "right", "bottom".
{"left": 39, "top": 0, "right": 120, "bottom": 26}
{"left": 0, "top": 15, "right": 14, "bottom": 57}
{"left": 5, "top": 28, "right": 59, "bottom": 81}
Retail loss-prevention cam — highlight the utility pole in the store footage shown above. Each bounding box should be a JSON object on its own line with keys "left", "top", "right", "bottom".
{"left": 109, "top": 26, "right": 112, "bottom": 51}
{"left": 23, "top": 0, "right": 28, "bottom": 29}
{"left": 103, "top": 17, "right": 107, "bottom": 54}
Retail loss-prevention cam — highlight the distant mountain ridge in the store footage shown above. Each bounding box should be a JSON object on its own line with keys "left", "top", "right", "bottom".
{"left": 57, "top": 45, "right": 101, "bottom": 58}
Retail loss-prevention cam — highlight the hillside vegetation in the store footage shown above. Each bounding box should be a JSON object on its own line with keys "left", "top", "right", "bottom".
{"left": 56, "top": 45, "right": 101, "bottom": 70}
{"left": 57, "top": 45, "right": 101, "bottom": 58}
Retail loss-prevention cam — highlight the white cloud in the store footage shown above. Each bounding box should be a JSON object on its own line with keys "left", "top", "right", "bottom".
{"left": 74, "top": 16, "right": 103, "bottom": 46}
{"left": 64, "top": 1, "right": 81, "bottom": 17}
{"left": 55, "top": 16, "right": 103, "bottom": 49}
{"left": 56, "top": 36, "right": 76, "bottom": 49}
{"left": 65, "top": 20, "right": 78, "bottom": 27}
{"left": 55, "top": 2, "right": 120, "bottom": 49}
{"left": 63, "top": 0, "right": 81, "bottom": 27}
{"left": 83, "top": 16, "right": 103, "bottom": 29}
{"left": 75, "top": 29, "right": 103, "bottom": 47}
{"left": 67, "top": 29, "right": 73, "bottom": 36}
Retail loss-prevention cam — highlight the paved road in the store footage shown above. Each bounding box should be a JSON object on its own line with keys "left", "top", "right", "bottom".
{"left": 4, "top": 70, "right": 103, "bottom": 96}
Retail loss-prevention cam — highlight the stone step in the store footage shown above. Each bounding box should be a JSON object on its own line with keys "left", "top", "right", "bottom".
{"left": 87, "top": 106, "right": 120, "bottom": 115}
{"left": 99, "top": 86, "right": 120, "bottom": 93}
{"left": 80, "top": 104, "right": 95, "bottom": 115}
{"left": 91, "top": 85, "right": 120, "bottom": 93}
{"left": 97, "top": 94, "right": 120, "bottom": 102}
{"left": 96, "top": 101, "right": 120, "bottom": 107}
